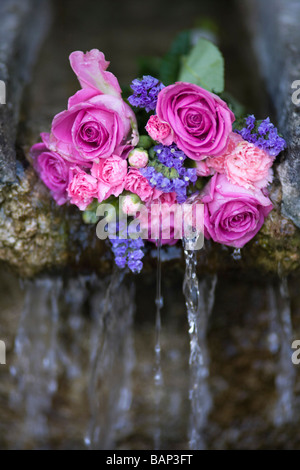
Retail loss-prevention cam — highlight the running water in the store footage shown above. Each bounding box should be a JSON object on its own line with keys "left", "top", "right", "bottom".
{"left": 85, "top": 269, "right": 135, "bottom": 449}
{"left": 10, "top": 278, "right": 62, "bottom": 446}
{"left": 267, "top": 273, "right": 295, "bottom": 426}
{"left": 183, "top": 243, "right": 217, "bottom": 450}
{"left": 153, "top": 236, "right": 164, "bottom": 450}
{"left": 153, "top": 201, "right": 164, "bottom": 450}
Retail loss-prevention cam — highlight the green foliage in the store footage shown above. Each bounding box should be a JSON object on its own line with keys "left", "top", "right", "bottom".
{"left": 159, "top": 31, "right": 192, "bottom": 85}
{"left": 138, "top": 135, "right": 154, "bottom": 150}
{"left": 179, "top": 37, "right": 224, "bottom": 93}
{"left": 233, "top": 116, "right": 247, "bottom": 131}
{"left": 220, "top": 92, "right": 246, "bottom": 118}
{"left": 137, "top": 56, "right": 162, "bottom": 78}
{"left": 82, "top": 209, "right": 100, "bottom": 225}
{"left": 148, "top": 159, "right": 179, "bottom": 180}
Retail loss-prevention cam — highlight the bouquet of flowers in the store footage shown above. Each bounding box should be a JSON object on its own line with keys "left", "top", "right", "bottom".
{"left": 30, "top": 34, "right": 286, "bottom": 273}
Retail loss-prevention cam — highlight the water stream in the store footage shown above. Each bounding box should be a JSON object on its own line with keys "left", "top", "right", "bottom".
{"left": 10, "top": 278, "right": 62, "bottom": 446}
{"left": 85, "top": 269, "right": 135, "bottom": 449}
{"left": 267, "top": 274, "right": 295, "bottom": 426}
{"left": 153, "top": 203, "right": 164, "bottom": 450}
{"left": 182, "top": 243, "right": 217, "bottom": 450}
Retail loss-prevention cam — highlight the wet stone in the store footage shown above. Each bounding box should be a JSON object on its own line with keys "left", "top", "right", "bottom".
{"left": 0, "top": 0, "right": 50, "bottom": 183}
{"left": 243, "top": 0, "right": 300, "bottom": 228}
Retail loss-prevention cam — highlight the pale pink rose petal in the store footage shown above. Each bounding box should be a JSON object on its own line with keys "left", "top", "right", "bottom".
{"left": 69, "top": 49, "right": 122, "bottom": 97}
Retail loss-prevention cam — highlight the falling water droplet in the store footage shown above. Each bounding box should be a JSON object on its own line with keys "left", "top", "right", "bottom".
{"left": 183, "top": 240, "right": 217, "bottom": 450}
{"left": 232, "top": 248, "right": 242, "bottom": 261}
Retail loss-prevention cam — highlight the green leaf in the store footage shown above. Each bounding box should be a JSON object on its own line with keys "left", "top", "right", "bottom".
{"left": 160, "top": 31, "right": 192, "bottom": 85}
{"left": 179, "top": 37, "right": 224, "bottom": 93}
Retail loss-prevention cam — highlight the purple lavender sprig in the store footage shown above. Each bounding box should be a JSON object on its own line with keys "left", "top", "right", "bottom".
{"left": 235, "top": 115, "right": 286, "bottom": 157}
{"left": 128, "top": 75, "right": 164, "bottom": 112}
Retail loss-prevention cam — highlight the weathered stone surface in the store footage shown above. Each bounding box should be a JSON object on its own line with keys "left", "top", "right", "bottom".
{"left": 0, "top": 164, "right": 107, "bottom": 277}
{"left": 0, "top": 0, "right": 50, "bottom": 183}
{"left": 242, "top": 0, "right": 300, "bottom": 228}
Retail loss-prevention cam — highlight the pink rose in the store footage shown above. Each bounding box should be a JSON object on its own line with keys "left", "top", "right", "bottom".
{"left": 91, "top": 155, "right": 127, "bottom": 202}
{"left": 128, "top": 148, "right": 149, "bottom": 168}
{"left": 201, "top": 173, "right": 273, "bottom": 248}
{"left": 49, "top": 88, "right": 137, "bottom": 164}
{"left": 224, "top": 140, "right": 274, "bottom": 190}
{"left": 31, "top": 134, "right": 70, "bottom": 205}
{"left": 69, "top": 49, "right": 122, "bottom": 97}
{"left": 206, "top": 132, "right": 243, "bottom": 173}
{"left": 156, "top": 82, "right": 235, "bottom": 161}
{"left": 145, "top": 115, "right": 173, "bottom": 145}
{"left": 125, "top": 168, "right": 156, "bottom": 202}
{"left": 67, "top": 166, "right": 98, "bottom": 210}
{"left": 196, "top": 160, "right": 215, "bottom": 177}
{"left": 121, "top": 194, "right": 141, "bottom": 215}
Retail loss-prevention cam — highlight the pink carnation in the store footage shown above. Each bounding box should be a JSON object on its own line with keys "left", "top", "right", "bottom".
{"left": 124, "top": 168, "right": 155, "bottom": 203}
{"left": 91, "top": 155, "right": 127, "bottom": 202}
{"left": 145, "top": 115, "right": 173, "bottom": 145}
{"left": 224, "top": 140, "right": 274, "bottom": 190}
{"left": 67, "top": 166, "right": 98, "bottom": 210}
{"left": 206, "top": 132, "right": 243, "bottom": 174}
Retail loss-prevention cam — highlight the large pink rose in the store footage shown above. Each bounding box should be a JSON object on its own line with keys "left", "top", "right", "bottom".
{"left": 124, "top": 168, "right": 156, "bottom": 203}
{"left": 156, "top": 82, "right": 235, "bottom": 161}
{"left": 49, "top": 88, "right": 137, "bottom": 164}
{"left": 31, "top": 133, "right": 70, "bottom": 205}
{"left": 67, "top": 166, "right": 98, "bottom": 210}
{"left": 69, "top": 49, "right": 122, "bottom": 97}
{"left": 224, "top": 140, "right": 274, "bottom": 190}
{"left": 91, "top": 155, "right": 127, "bottom": 202}
{"left": 201, "top": 173, "right": 273, "bottom": 248}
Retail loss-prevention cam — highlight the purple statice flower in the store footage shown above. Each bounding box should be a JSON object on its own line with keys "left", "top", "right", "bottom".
{"left": 128, "top": 75, "right": 164, "bottom": 112}
{"left": 140, "top": 144, "right": 197, "bottom": 203}
{"left": 235, "top": 115, "right": 286, "bottom": 157}
{"left": 258, "top": 117, "right": 273, "bottom": 136}
{"left": 110, "top": 236, "right": 145, "bottom": 274}
{"left": 245, "top": 114, "right": 256, "bottom": 130}
{"left": 154, "top": 143, "right": 187, "bottom": 171}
